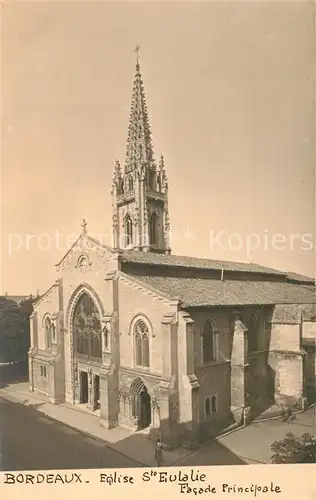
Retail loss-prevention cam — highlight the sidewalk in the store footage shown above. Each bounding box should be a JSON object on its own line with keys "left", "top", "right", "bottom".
{"left": 0, "top": 382, "right": 191, "bottom": 467}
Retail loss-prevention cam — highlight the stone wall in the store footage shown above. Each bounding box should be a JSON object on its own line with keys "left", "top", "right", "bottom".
{"left": 118, "top": 274, "right": 176, "bottom": 374}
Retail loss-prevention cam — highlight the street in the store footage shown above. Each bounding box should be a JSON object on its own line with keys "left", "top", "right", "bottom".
{"left": 0, "top": 398, "right": 142, "bottom": 471}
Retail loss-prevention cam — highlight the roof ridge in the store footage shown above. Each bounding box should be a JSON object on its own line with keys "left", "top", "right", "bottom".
{"left": 121, "top": 250, "right": 286, "bottom": 275}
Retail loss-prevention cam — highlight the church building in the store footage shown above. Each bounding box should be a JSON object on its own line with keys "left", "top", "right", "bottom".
{"left": 28, "top": 54, "right": 316, "bottom": 446}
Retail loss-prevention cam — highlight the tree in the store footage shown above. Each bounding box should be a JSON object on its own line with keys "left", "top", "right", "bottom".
{"left": 271, "top": 431, "right": 316, "bottom": 464}
{"left": 0, "top": 296, "right": 34, "bottom": 364}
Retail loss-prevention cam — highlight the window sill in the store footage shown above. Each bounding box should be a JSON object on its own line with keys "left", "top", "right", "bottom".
{"left": 135, "top": 365, "right": 150, "bottom": 371}
{"left": 199, "top": 359, "right": 229, "bottom": 368}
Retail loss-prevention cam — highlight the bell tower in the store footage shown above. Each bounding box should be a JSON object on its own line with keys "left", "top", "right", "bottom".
{"left": 111, "top": 48, "right": 171, "bottom": 254}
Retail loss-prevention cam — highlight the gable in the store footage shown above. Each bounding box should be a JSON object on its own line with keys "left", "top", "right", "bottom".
{"left": 55, "top": 235, "right": 116, "bottom": 273}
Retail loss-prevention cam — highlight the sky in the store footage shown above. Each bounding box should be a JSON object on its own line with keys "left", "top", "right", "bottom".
{"left": 1, "top": 1, "right": 315, "bottom": 294}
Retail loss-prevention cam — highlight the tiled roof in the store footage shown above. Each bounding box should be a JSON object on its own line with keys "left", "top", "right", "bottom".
{"left": 121, "top": 251, "right": 286, "bottom": 276}
{"left": 128, "top": 275, "right": 316, "bottom": 307}
{"left": 286, "top": 272, "right": 315, "bottom": 284}
{"left": 271, "top": 303, "right": 316, "bottom": 324}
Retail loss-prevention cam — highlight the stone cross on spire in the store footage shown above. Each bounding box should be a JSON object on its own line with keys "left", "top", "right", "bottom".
{"left": 135, "top": 44, "right": 140, "bottom": 66}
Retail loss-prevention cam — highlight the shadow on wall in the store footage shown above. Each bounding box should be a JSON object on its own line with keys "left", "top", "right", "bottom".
{"left": 0, "top": 359, "right": 29, "bottom": 390}
{"left": 246, "top": 320, "right": 277, "bottom": 421}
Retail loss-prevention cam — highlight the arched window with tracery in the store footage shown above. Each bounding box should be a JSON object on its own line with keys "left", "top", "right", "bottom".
{"left": 45, "top": 317, "right": 53, "bottom": 349}
{"left": 201, "top": 320, "right": 216, "bottom": 363}
{"left": 73, "top": 292, "right": 102, "bottom": 360}
{"left": 149, "top": 212, "right": 158, "bottom": 247}
{"left": 125, "top": 214, "right": 133, "bottom": 247}
{"left": 134, "top": 319, "right": 150, "bottom": 368}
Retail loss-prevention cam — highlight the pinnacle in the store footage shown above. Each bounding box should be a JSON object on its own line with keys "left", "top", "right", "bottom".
{"left": 124, "top": 60, "right": 155, "bottom": 173}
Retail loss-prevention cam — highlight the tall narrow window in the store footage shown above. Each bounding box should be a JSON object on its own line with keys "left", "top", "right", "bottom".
{"left": 45, "top": 317, "right": 52, "bottom": 349}
{"left": 205, "top": 398, "right": 211, "bottom": 417}
{"left": 247, "top": 313, "right": 259, "bottom": 352}
{"left": 148, "top": 169, "right": 156, "bottom": 190}
{"left": 51, "top": 323, "right": 56, "bottom": 343}
{"left": 128, "top": 175, "right": 134, "bottom": 191}
{"left": 125, "top": 215, "right": 133, "bottom": 247}
{"left": 103, "top": 326, "right": 109, "bottom": 350}
{"left": 202, "top": 320, "right": 216, "bottom": 363}
{"left": 149, "top": 212, "right": 158, "bottom": 246}
{"left": 211, "top": 396, "right": 217, "bottom": 413}
{"left": 134, "top": 319, "right": 150, "bottom": 368}
{"left": 73, "top": 292, "right": 102, "bottom": 359}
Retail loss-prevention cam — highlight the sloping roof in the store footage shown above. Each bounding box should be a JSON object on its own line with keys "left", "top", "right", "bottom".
{"left": 286, "top": 272, "right": 315, "bottom": 284}
{"left": 127, "top": 275, "right": 316, "bottom": 307}
{"left": 55, "top": 234, "right": 115, "bottom": 268}
{"left": 271, "top": 303, "right": 316, "bottom": 324}
{"left": 121, "top": 251, "right": 286, "bottom": 276}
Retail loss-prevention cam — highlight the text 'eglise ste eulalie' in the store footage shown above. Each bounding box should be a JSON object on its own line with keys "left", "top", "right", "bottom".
{"left": 3, "top": 469, "right": 282, "bottom": 496}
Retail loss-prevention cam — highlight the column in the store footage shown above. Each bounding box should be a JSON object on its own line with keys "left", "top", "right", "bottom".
{"left": 158, "top": 312, "right": 179, "bottom": 446}
{"left": 88, "top": 369, "right": 93, "bottom": 410}
{"left": 99, "top": 366, "right": 118, "bottom": 429}
{"left": 74, "top": 363, "right": 80, "bottom": 404}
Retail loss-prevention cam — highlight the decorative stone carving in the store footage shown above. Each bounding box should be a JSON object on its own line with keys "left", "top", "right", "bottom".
{"left": 76, "top": 254, "right": 91, "bottom": 270}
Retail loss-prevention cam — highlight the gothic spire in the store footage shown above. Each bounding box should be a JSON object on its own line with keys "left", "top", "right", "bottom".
{"left": 125, "top": 51, "right": 155, "bottom": 173}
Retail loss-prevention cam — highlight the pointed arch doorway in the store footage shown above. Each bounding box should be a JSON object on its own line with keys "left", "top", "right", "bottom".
{"left": 130, "top": 377, "right": 151, "bottom": 430}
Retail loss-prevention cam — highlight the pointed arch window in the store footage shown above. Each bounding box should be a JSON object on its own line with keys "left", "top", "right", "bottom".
{"left": 247, "top": 313, "right": 259, "bottom": 352}
{"left": 134, "top": 319, "right": 150, "bottom": 368}
{"left": 201, "top": 320, "right": 216, "bottom": 363}
{"left": 149, "top": 212, "right": 158, "bottom": 246}
{"left": 73, "top": 292, "right": 102, "bottom": 360}
{"left": 45, "top": 317, "right": 53, "bottom": 349}
{"left": 128, "top": 175, "right": 134, "bottom": 192}
{"left": 125, "top": 215, "right": 133, "bottom": 247}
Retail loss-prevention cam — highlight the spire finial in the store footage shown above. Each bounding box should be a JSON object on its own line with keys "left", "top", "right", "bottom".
{"left": 135, "top": 44, "right": 141, "bottom": 67}
{"left": 81, "top": 218, "right": 87, "bottom": 235}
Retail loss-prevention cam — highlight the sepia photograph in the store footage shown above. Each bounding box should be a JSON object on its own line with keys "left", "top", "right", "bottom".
{"left": 1, "top": 0, "right": 315, "bottom": 485}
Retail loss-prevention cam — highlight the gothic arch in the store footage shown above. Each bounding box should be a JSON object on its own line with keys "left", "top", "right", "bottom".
{"left": 149, "top": 210, "right": 159, "bottom": 246}
{"left": 129, "top": 314, "right": 153, "bottom": 336}
{"left": 76, "top": 253, "right": 91, "bottom": 269}
{"left": 201, "top": 317, "right": 217, "bottom": 363}
{"left": 42, "top": 313, "right": 52, "bottom": 328}
{"left": 43, "top": 314, "right": 53, "bottom": 349}
{"left": 129, "top": 376, "right": 152, "bottom": 429}
{"left": 129, "top": 376, "right": 148, "bottom": 396}
{"left": 129, "top": 315, "right": 152, "bottom": 368}
{"left": 123, "top": 213, "right": 133, "bottom": 247}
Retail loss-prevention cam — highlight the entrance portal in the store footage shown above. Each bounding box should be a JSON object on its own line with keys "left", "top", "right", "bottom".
{"left": 130, "top": 377, "right": 151, "bottom": 430}
{"left": 139, "top": 387, "right": 151, "bottom": 429}
{"left": 80, "top": 371, "right": 88, "bottom": 404}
